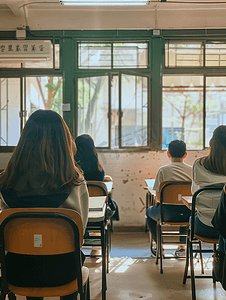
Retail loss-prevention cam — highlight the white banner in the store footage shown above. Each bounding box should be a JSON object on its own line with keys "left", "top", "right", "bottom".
{"left": 0, "top": 40, "right": 52, "bottom": 60}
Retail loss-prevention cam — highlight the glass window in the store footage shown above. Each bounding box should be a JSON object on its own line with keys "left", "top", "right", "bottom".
{"left": 162, "top": 75, "right": 203, "bottom": 150}
{"left": 55, "top": 44, "right": 60, "bottom": 69}
{"left": 206, "top": 77, "right": 226, "bottom": 147}
{"left": 78, "top": 76, "right": 109, "bottom": 147}
{"left": 0, "top": 78, "right": 20, "bottom": 146}
{"left": 206, "top": 42, "right": 226, "bottom": 67}
{"left": 25, "top": 76, "right": 63, "bottom": 120}
{"left": 113, "top": 43, "right": 148, "bottom": 68}
{"left": 121, "top": 74, "right": 148, "bottom": 147}
{"left": 165, "top": 41, "right": 204, "bottom": 67}
{"left": 78, "top": 42, "right": 148, "bottom": 69}
{"left": 78, "top": 43, "right": 111, "bottom": 69}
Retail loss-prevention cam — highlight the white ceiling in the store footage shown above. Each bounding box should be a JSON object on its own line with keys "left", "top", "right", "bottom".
{"left": 1, "top": 0, "right": 226, "bottom": 31}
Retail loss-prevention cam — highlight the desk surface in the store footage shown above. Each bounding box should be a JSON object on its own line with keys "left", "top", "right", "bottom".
{"left": 182, "top": 196, "right": 192, "bottom": 209}
{"left": 88, "top": 196, "right": 107, "bottom": 222}
{"left": 104, "top": 181, "right": 113, "bottom": 193}
{"left": 145, "top": 179, "right": 155, "bottom": 188}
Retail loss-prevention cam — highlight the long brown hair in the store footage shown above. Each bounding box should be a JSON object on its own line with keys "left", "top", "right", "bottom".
{"left": 202, "top": 125, "right": 226, "bottom": 176}
{"left": 0, "top": 110, "right": 84, "bottom": 193}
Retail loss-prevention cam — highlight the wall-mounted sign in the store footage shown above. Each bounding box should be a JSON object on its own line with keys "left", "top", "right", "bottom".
{"left": 0, "top": 40, "right": 52, "bottom": 61}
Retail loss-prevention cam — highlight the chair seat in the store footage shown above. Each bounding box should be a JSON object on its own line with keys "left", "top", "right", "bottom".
{"left": 194, "top": 234, "right": 218, "bottom": 244}
{"left": 9, "top": 266, "right": 89, "bottom": 297}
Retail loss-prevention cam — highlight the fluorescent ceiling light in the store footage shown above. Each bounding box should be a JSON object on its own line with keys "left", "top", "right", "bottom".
{"left": 60, "top": 0, "right": 150, "bottom": 5}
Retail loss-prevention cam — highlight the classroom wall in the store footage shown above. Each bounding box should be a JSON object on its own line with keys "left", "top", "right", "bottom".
{"left": 0, "top": 150, "right": 208, "bottom": 228}
{"left": 98, "top": 150, "right": 209, "bottom": 228}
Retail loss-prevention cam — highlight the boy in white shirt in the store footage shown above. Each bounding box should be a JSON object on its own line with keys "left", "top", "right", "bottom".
{"left": 146, "top": 140, "right": 192, "bottom": 257}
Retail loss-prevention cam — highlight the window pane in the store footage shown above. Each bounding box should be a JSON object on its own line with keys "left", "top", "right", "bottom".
{"left": 78, "top": 76, "right": 109, "bottom": 147}
{"left": 121, "top": 74, "right": 148, "bottom": 147}
{"left": 78, "top": 43, "right": 111, "bottom": 69}
{"left": 162, "top": 75, "right": 203, "bottom": 150}
{"left": 0, "top": 78, "right": 20, "bottom": 146}
{"left": 25, "top": 76, "right": 63, "bottom": 119}
{"left": 206, "top": 77, "right": 226, "bottom": 147}
{"left": 55, "top": 44, "right": 60, "bottom": 69}
{"left": 113, "top": 43, "right": 148, "bottom": 68}
{"left": 111, "top": 75, "right": 119, "bottom": 149}
{"left": 206, "top": 42, "right": 226, "bottom": 67}
{"left": 165, "top": 41, "right": 204, "bottom": 67}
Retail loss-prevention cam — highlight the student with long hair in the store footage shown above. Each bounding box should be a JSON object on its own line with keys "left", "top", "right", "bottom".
{"left": 74, "top": 134, "right": 105, "bottom": 181}
{"left": 0, "top": 110, "right": 89, "bottom": 300}
{"left": 74, "top": 134, "right": 119, "bottom": 221}
{"left": 192, "top": 125, "right": 226, "bottom": 238}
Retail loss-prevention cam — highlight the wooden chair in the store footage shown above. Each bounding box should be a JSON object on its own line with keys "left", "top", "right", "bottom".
{"left": 0, "top": 208, "right": 90, "bottom": 300}
{"left": 85, "top": 180, "right": 111, "bottom": 267}
{"left": 183, "top": 186, "right": 223, "bottom": 300}
{"left": 84, "top": 181, "right": 110, "bottom": 300}
{"left": 156, "top": 181, "right": 192, "bottom": 274}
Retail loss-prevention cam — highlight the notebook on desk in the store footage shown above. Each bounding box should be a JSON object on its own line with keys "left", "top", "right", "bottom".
{"left": 89, "top": 196, "right": 106, "bottom": 211}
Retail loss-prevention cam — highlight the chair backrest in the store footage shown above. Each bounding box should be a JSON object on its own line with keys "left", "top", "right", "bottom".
{"left": 0, "top": 208, "right": 85, "bottom": 294}
{"left": 86, "top": 181, "right": 109, "bottom": 202}
{"left": 190, "top": 186, "right": 224, "bottom": 240}
{"left": 159, "top": 181, "right": 192, "bottom": 205}
{"left": 0, "top": 208, "right": 84, "bottom": 255}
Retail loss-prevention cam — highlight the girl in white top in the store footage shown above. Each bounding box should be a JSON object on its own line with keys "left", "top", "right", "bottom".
{"left": 192, "top": 125, "right": 226, "bottom": 238}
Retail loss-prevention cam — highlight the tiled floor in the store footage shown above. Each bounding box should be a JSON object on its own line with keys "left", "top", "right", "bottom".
{"left": 86, "top": 231, "right": 226, "bottom": 300}
{"left": 10, "top": 231, "right": 226, "bottom": 300}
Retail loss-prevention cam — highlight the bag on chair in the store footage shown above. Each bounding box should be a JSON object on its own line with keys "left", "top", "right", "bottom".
{"left": 213, "top": 250, "right": 226, "bottom": 290}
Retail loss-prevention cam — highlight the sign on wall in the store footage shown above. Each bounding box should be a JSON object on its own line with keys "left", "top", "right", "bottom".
{"left": 0, "top": 40, "right": 52, "bottom": 61}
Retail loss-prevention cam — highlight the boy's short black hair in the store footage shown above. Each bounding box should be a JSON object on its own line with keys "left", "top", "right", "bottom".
{"left": 168, "top": 140, "right": 186, "bottom": 158}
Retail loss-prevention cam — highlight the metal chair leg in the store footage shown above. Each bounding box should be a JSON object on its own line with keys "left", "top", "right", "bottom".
{"left": 183, "top": 233, "right": 190, "bottom": 284}
{"left": 198, "top": 241, "right": 204, "bottom": 274}
{"left": 156, "top": 224, "right": 159, "bottom": 265}
{"left": 190, "top": 241, "right": 196, "bottom": 300}
{"left": 159, "top": 225, "right": 163, "bottom": 274}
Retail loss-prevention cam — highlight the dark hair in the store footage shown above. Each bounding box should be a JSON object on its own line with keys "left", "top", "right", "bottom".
{"left": 202, "top": 125, "right": 226, "bottom": 176}
{"left": 0, "top": 110, "right": 84, "bottom": 193}
{"left": 74, "top": 134, "right": 103, "bottom": 176}
{"left": 168, "top": 140, "right": 186, "bottom": 158}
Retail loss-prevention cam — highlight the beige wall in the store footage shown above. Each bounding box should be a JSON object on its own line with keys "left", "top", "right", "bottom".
{"left": 0, "top": 149, "right": 208, "bottom": 228}
{"left": 1, "top": 2, "right": 226, "bottom": 31}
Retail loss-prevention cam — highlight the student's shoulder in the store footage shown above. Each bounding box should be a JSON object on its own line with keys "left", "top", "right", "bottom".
{"left": 182, "top": 162, "right": 192, "bottom": 169}
{"left": 192, "top": 157, "right": 204, "bottom": 168}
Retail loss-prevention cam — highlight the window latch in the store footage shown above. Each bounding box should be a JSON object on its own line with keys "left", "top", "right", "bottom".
{"left": 19, "top": 110, "right": 27, "bottom": 118}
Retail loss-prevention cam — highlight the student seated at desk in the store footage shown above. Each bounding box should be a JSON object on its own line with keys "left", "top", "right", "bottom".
{"left": 0, "top": 110, "right": 89, "bottom": 300}
{"left": 192, "top": 125, "right": 226, "bottom": 239}
{"left": 74, "top": 134, "right": 119, "bottom": 221}
{"left": 146, "top": 140, "right": 192, "bottom": 257}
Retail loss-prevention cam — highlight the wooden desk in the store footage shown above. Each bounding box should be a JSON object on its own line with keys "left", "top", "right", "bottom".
{"left": 182, "top": 196, "right": 192, "bottom": 209}
{"left": 104, "top": 181, "right": 113, "bottom": 194}
{"left": 88, "top": 196, "right": 107, "bottom": 222}
{"left": 85, "top": 196, "right": 108, "bottom": 300}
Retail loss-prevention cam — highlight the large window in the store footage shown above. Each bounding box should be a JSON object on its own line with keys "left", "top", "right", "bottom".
{"left": 77, "top": 73, "right": 149, "bottom": 148}
{"left": 0, "top": 78, "right": 20, "bottom": 146}
{"left": 164, "top": 39, "right": 226, "bottom": 150}
{"left": 162, "top": 76, "right": 203, "bottom": 150}
{"left": 206, "top": 77, "right": 226, "bottom": 147}
{"left": 0, "top": 76, "right": 62, "bottom": 147}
